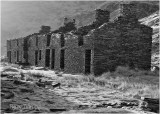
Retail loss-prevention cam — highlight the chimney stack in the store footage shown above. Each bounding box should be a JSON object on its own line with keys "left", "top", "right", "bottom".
{"left": 95, "top": 9, "right": 110, "bottom": 24}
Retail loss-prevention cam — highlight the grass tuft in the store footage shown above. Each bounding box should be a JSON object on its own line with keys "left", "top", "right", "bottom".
{"left": 59, "top": 66, "right": 159, "bottom": 98}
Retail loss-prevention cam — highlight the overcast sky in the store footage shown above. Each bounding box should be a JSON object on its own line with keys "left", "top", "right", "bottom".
{"left": 1, "top": 1, "right": 104, "bottom": 56}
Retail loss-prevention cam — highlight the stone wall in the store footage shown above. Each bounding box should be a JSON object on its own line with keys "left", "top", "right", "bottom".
{"left": 7, "top": 38, "right": 24, "bottom": 63}
{"left": 7, "top": 3, "right": 152, "bottom": 75}
{"left": 9, "top": 32, "right": 94, "bottom": 74}
{"left": 92, "top": 18, "right": 152, "bottom": 75}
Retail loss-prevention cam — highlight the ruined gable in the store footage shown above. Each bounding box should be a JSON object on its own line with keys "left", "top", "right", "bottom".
{"left": 7, "top": 3, "right": 153, "bottom": 75}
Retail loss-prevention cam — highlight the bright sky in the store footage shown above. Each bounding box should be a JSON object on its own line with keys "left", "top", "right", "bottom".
{"left": 1, "top": 1, "right": 104, "bottom": 55}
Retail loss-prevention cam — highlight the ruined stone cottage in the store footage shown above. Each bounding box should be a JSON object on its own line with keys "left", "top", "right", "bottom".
{"left": 7, "top": 3, "right": 152, "bottom": 75}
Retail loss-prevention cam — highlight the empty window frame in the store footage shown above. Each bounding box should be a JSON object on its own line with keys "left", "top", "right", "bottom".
{"left": 8, "top": 41, "right": 11, "bottom": 49}
{"left": 60, "top": 49, "right": 65, "bottom": 69}
{"left": 47, "top": 34, "right": 51, "bottom": 46}
{"left": 7, "top": 51, "right": 11, "bottom": 63}
{"left": 36, "top": 36, "right": 38, "bottom": 46}
{"left": 78, "top": 35, "right": 83, "bottom": 46}
{"left": 60, "top": 33, "right": 65, "bottom": 47}
{"left": 39, "top": 50, "right": 41, "bottom": 60}
{"left": 51, "top": 49, "right": 55, "bottom": 69}
{"left": 14, "top": 51, "right": 16, "bottom": 58}
{"left": 45, "top": 49, "right": 50, "bottom": 67}
{"left": 35, "top": 50, "right": 38, "bottom": 65}
{"left": 17, "top": 39, "right": 19, "bottom": 46}
{"left": 85, "top": 49, "right": 91, "bottom": 74}
{"left": 17, "top": 51, "right": 19, "bottom": 62}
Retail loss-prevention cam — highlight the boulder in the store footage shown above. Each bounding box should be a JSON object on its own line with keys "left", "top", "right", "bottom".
{"left": 140, "top": 98, "right": 159, "bottom": 113}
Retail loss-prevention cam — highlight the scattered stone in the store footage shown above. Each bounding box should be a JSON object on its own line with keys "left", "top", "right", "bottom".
{"left": 13, "top": 80, "right": 26, "bottom": 85}
{"left": 3, "top": 67, "right": 19, "bottom": 72}
{"left": 44, "top": 81, "right": 54, "bottom": 85}
{"left": 7, "top": 75, "right": 14, "bottom": 79}
{"left": 34, "top": 67, "right": 48, "bottom": 71}
{"left": 1, "top": 73, "right": 9, "bottom": 77}
{"left": 46, "top": 100, "right": 54, "bottom": 104}
{"left": 50, "top": 108, "right": 66, "bottom": 112}
{"left": 133, "top": 94, "right": 141, "bottom": 99}
{"left": 140, "top": 98, "right": 159, "bottom": 113}
{"left": 35, "top": 82, "right": 45, "bottom": 87}
{"left": 78, "top": 105, "right": 89, "bottom": 109}
{"left": 57, "top": 72, "right": 63, "bottom": 77}
{"left": 1, "top": 90, "right": 14, "bottom": 99}
{"left": 107, "top": 106, "right": 112, "bottom": 108}
{"left": 112, "top": 105, "right": 123, "bottom": 108}
{"left": 13, "top": 75, "right": 22, "bottom": 80}
{"left": 20, "top": 73, "right": 26, "bottom": 80}
{"left": 3, "top": 86, "right": 16, "bottom": 89}
{"left": 4, "top": 108, "right": 13, "bottom": 113}
{"left": 24, "top": 97, "right": 30, "bottom": 100}
{"left": 52, "top": 83, "right": 61, "bottom": 89}
{"left": 19, "top": 87, "right": 34, "bottom": 93}
{"left": 54, "top": 71, "right": 59, "bottom": 74}
{"left": 95, "top": 104, "right": 104, "bottom": 108}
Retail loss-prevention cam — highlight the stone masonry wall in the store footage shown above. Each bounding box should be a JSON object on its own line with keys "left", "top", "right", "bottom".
{"left": 7, "top": 3, "right": 152, "bottom": 75}
{"left": 7, "top": 38, "right": 24, "bottom": 63}
{"left": 21, "top": 32, "right": 94, "bottom": 74}
{"left": 93, "top": 19, "right": 152, "bottom": 75}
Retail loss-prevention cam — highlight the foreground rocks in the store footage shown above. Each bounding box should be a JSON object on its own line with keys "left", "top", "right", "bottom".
{"left": 140, "top": 98, "right": 159, "bottom": 113}
{"left": 1, "top": 79, "right": 78, "bottom": 113}
{"left": 1, "top": 64, "right": 159, "bottom": 114}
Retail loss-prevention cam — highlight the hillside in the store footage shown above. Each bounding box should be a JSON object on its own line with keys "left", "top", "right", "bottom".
{"left": 139, "top": 11, "right": 159, "bottom": 67}
{"left": 70, "top": 1, "right": 159, "bottom": 27}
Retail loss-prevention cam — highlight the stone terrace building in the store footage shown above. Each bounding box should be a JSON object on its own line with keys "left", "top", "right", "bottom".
{"left": 7, "top": 3, "right": 152, "bottom": 75}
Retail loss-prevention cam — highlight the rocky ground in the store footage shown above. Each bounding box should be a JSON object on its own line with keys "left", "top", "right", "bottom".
{"left": 1, "top": 63, "right": 159, "bottom": 114}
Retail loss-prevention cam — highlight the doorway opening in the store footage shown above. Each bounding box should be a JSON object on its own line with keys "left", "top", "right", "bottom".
{"left": 51, "top": 49, "right": 55, "bottom": 69}
{"left": 45, "top": 49, "right": 50, "bottom": 67}
{"left": 47, "top": 35, "right": 51, "bottom": 46}
{"left": 35, "top": 50, "right": 38, "bottom": 65}
{"left": 17, "top": 51, "right": 19, "bottom": 62}
{"left": 7, "top": 51, "right": 11, "bottom": 63}
{"left": 85, "top": 49, "right": 91, "bottom": 74}
{"left": 60, "top": 49, "right": 65, "bottom": 69}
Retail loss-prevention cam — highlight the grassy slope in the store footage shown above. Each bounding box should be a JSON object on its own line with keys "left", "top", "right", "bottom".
{"left": 59, "top": 66, "right": 159, "bottom": 99}
{"left": 139, "top": 11, "right": 159, "bottom": 67}
{"left": 18, "top": 65, "right": 158, "bottom": 99}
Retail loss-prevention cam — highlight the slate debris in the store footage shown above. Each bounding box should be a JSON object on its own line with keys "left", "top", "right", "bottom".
{"left": 13, "top": 80, "right": 26, "bottom": 85}
{"left": 1, "top": 90, "right": 15, "bottom": 99}
{"left": 35, "top": 82, "right": 46, "bottom": 87}
{"left": 19, "top": 87, "right": 34, "bottom": 93}
{"left": 50, "top": 108, "right": 67, "bottom": 112}
{"left": 141, "top": 98, "right": 159, "bottom": 113}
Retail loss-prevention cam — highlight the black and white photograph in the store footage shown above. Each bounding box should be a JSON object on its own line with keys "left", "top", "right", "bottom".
{"left": 1, "top": 0, "right": 159, "bottom": 113}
